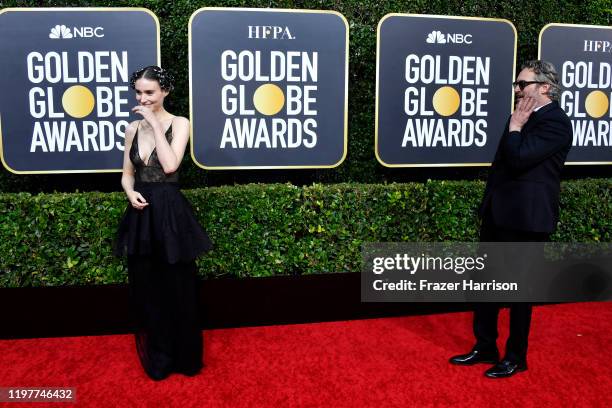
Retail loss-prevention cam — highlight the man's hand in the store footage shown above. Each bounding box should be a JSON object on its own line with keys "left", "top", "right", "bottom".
{"left": 509, "top": 96, "right": 536, "bottom": 132}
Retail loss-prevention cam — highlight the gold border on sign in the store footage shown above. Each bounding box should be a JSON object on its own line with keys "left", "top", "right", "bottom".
{"left": 538, "top": 22, "right": 612, "bottom": 166}
{"left": 188, "top": 7, "right": 349, "bottom": 170}
{"left": 374, "top": 13, "right": 518, "bottom": 168}
{"left": 0, "top": 7, "right": 161, "bottom": 174}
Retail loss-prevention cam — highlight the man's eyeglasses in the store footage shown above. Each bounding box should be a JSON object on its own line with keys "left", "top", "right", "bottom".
{"left": 512, "top": 80, "right": 544, "bottom": 90}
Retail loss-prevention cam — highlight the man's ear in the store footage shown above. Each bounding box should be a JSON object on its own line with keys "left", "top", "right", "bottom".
{"left": 540, "top": 83, "right": 551, "bottom": 96}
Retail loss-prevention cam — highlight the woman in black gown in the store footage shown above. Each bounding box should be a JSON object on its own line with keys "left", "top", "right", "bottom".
{"left": 114, "top": 66, "right": 212, "bottom": 380}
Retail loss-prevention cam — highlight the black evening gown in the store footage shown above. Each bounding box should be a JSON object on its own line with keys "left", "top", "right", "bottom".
{"left": 114, "top": 122, "right": 212, "bottom": 380}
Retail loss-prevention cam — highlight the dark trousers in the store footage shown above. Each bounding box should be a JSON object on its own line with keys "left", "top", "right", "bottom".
{"left": 474, "top": 216, "right": 549, "bottom": 363}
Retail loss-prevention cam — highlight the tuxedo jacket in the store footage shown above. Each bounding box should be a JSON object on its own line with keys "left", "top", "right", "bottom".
{"left": 480, "top": 101, "right": 572, "bottom": 233}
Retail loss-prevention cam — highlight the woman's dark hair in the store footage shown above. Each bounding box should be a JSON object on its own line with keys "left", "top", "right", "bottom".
{"left": 129, "top": 65, "right": 174, "bottom": 92}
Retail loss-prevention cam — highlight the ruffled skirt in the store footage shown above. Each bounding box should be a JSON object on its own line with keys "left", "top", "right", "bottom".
{"left": 114, "top": 182, "right": 211, "bottom": 380}
{"left": 114, "top": 182, "right": 212, "bottom": 263}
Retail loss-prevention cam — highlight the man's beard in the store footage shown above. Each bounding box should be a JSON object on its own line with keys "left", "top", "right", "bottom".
{"left": 514, "top": 93, "right": 524, "bottom": 105}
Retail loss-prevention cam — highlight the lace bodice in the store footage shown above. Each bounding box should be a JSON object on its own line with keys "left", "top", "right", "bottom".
{"left": 130, "top": 122, "right": 179, "bottom": 182}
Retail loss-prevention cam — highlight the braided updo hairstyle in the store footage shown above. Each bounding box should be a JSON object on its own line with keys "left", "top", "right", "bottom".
{"left": 129, "top": 65, "right": 175, "bottom": 92}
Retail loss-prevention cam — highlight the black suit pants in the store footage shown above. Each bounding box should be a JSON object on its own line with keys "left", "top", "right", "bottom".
{"left": 474, "top": 214, "right": 549, "bottom": 363}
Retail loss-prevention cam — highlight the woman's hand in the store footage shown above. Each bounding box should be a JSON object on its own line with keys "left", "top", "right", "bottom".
{"left": 132, "top": 105, "right": 159, "bottom": 129}
{"left": 127, "top": 190, "right": 149, "bottom": 210}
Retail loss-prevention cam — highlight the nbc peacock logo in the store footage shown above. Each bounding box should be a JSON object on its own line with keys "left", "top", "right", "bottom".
{"left": 425, "top": 30, "right": 473, "bottom": 45}
{"left": 49, "top": 25, "right": 73, "bottom": 39}
{"left": 426, "top": 30, "right": 446, "bottom": 44}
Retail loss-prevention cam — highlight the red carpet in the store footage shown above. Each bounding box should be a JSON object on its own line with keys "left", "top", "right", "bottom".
{"left": 1, "top": 302, "right": 610, "bottom": 407}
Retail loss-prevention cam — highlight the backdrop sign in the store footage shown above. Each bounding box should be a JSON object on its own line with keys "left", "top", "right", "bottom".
{"left": 540, "top": 24, "right": 612, "bottom": 165}
{"left": 376, "top": 14, "right": 516, "bottom": 167}
{"left": 0, "top": 8, "right": 159, "bottom": 174}
{"left": 189, "top": 8, "right": 348, "bottom": 169}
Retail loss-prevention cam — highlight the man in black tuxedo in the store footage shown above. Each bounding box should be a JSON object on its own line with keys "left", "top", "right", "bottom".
{"left": 449, "top": 60, "right": 573, "bottom": 378}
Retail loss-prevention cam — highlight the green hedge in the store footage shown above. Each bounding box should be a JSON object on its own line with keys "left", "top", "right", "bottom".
{"left": 1, "top": 0, "right": 611, "bottom": 191}
{"left": 0, "top": 179, "right": 609, "bottom": 287}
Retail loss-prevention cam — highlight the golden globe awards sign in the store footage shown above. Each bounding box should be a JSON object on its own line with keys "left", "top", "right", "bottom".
{"left": 376, "top": 15, "right": 516, "bottom": 167}
{"left": 0, "top": 8, "right": 159, "bottom": 174}
{"left": 540, "top": 24, "right": 612, "bottom": 165}
{"left": 189, "top": 8, "right": 348, "bottom": 169}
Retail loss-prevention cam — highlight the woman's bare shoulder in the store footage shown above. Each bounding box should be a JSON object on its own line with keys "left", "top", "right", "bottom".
{"left": 172, "top": 116, "right": 190, "bottom": 127}
{"left": 124, "top": 120, "right": 140, "bottom": 142}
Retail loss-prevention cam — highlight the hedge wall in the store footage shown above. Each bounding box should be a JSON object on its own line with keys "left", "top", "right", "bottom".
{"left": 1, "top": 0, "right": 611, "bottom": 192}
{"left": 1, "top": 179, "right": 609, "bottom": 287}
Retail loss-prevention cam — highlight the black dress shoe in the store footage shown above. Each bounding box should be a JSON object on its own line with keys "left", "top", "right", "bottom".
{"left": 484, "top": 359, "right": 527, "bottom": 378}
{"left": 449, "top": 349, "right": 499, "bottom": 365}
